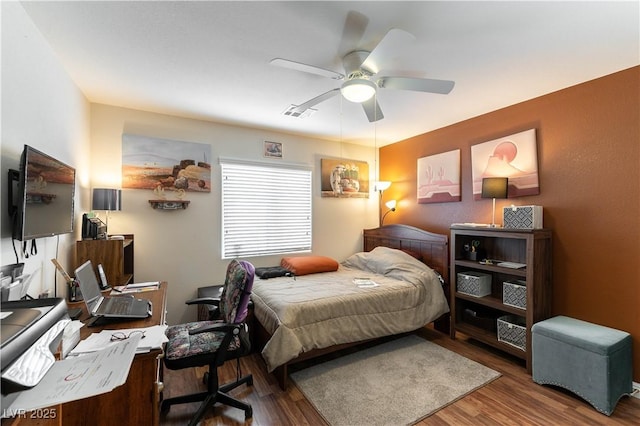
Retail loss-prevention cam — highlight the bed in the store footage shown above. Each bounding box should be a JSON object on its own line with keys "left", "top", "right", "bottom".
{"left": 251, "top": 224, "right": 450, "bottom": 389}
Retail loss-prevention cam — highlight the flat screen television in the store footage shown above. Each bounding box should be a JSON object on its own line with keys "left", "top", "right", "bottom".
{"left": 11, "top": 145, "right": 76, "bottom": 241}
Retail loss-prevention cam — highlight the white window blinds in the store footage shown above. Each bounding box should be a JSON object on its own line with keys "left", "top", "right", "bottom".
{"left": 220, "top": 158, "right": 312, "bottom": 258}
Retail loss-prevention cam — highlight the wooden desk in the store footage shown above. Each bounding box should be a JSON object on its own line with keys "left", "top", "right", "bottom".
{"left": 1, "top": 284, "right": 167, "bottom": 426}
{"left": 59, "top": 282, "right": 167, "bottom": 426}
{"left": 63, "top": 283, "right": 167, "bottom": 426}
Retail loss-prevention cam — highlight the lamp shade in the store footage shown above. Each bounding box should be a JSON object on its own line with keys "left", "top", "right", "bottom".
{"left": 374, "top": 181, "right": 392, "bottom": 192}
{"left": 481, "top": 178, "right": 508, "bottom": 199}
{"left": 92, "top": 188, "right": 122, "bottom": 211}
{"left": 341, "top": 78, "right": 376, "bottom": 103}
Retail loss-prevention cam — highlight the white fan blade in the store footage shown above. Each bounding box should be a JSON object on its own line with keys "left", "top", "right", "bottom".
{"left": 338, "top": 11, "right": 369, "bottom": 56}
{"left": 361, "top": 29, "right": 415, "bottom": 74}
{"left": 291, "top": 88, "right": 341, "bottom": 114}
{"left": 362, "top": 97, "right": 384, "bottom": 122}
{"left": 270, "top": 58, "right": 344, "bottom": 80}
{"left": 378, "top": 77, "right": 455, "bottom": 94}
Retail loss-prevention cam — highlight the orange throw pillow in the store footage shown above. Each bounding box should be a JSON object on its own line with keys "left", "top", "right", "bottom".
{"left": 280, "top": 256, "right": 339, "bottom": 276}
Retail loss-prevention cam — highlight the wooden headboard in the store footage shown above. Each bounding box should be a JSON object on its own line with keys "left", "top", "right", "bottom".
{"left": 363, "top": 224, "right": 450, "bottom": 334}
{"left": 363, "top": 224, "right": 449, "bottom": 283}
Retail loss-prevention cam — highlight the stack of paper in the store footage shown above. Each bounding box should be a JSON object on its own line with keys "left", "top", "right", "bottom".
{"left": 112, "top": 281, "right": 160, "bottom": 294}
{"left": 8, "top": 336, "right": 140, "bottom": 412}
{"left": 69, "top": 324, "right": 168, "bottom": 356}
{"left": 353, "top": 278, "right": 379, "bottom": 288}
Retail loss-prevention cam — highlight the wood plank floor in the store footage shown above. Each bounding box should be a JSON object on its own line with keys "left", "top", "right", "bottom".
{"left": 160, "top": 326, "right": 640, "bottom": 425}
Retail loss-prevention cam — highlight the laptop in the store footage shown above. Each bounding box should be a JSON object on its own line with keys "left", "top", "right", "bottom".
{"left": 74, "top": 260, "right": 152, "bottom": 320}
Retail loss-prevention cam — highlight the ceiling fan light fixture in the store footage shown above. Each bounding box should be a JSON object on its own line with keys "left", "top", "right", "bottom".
{"left": 341, "top": 78, "right": 376, "bottom": 103}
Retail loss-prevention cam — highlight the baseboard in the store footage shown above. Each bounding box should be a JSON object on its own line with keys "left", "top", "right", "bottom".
{"left": 632, "top": 381, "right": 640, "bottom": 399}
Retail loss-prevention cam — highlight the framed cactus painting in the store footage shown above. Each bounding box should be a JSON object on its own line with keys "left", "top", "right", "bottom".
{"left": 320, "top": 158, "right": 369, "bottom": 198}
{"left": 417, "top": 149, "right": 461, "bottom": 203}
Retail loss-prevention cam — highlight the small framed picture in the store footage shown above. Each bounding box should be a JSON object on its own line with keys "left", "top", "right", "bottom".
{"left": 264, "top": 141, "right": 283, "bottom": 158}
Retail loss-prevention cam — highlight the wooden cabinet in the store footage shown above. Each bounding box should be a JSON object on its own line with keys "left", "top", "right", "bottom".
{"left": 449, "top": 226, "right": 552, "bottom": 373}
{"left": 76, "top": 234, "right": 134, "bottom": 286}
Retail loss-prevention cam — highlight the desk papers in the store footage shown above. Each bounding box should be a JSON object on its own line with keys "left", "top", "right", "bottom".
{"left": 70, "top": 325, "right": 168, "bottom": 355}
{"left": 7, "top": 336, "right": 140, "bottom": 412}
{"left": 111, "top": 281, "right": 160, "bottom": 294}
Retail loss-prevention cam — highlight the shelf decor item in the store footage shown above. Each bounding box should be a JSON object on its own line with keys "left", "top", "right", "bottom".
{"left": 457, "top": 271, "right": 492, "bottom": 297}
{"left": 503, "top": 280, "right": 527, "bottom": 309}
{"left": 503, "top": 205, "right": 543, "bottom": 229}
{"left": 497, "top": 315, "right": 527, "bottom": 351}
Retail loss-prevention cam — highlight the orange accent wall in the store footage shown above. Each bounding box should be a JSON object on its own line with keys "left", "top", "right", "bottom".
{"left": 380, "top": 66, "right": 640, "bottom": 380}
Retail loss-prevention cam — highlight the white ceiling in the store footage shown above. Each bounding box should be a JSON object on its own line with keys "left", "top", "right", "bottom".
{"left": 21, "top": 1, "right": 639, "bottom": 147}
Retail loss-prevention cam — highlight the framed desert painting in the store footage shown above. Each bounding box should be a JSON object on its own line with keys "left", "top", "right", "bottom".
{"left": 471, "top": 129, "right": 540, "bottom": 200}
{"left": 320, "top": 158, "right": 369, "bottom": 198}
{"left": 122, "top": 134, "right": 212, "bottom": 192}
{"left": 417, "top": 149, "right": 461, "bottom": 203}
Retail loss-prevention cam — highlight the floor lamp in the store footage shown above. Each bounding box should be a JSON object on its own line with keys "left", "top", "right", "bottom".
{"left": 381, "top": 200, "right": 397, "bottom": 226}
{"left": 375, "top": 181, "right": 391, "bottom": 227}
{"left": 481, "top": 177, "right": 508, "bottom": 227}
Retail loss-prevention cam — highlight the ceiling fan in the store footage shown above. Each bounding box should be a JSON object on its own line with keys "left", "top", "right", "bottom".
{"left": 270, "top": 26, "right": 455, "bottom": 122}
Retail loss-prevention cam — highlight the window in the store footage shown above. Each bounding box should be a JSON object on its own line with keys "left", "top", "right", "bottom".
{"left": 220, "top": 158, "right": 312, "bottom": 258}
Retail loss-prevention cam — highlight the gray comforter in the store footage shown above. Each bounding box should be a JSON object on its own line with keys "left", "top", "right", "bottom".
{"left": 251, "top": 247, "right": 450, "bottom": 372}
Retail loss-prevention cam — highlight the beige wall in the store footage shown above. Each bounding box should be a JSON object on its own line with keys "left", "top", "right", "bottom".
{"left": 379, "top": 66, "right": 640, "bottom": 380}
{"left": 1, "top": 2, "right": 91, "bottom": 297}
{"left": 1, "top": 2, "right": 379, "bottom": 325}
{"left": 90, "top": 104, "right": 379, "bottom": 324}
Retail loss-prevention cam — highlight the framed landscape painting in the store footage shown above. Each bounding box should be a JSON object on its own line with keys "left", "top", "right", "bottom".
{"left": 122, "top": 134, "right": 212, "bottom": 192}
{"left": 417, "top": 149, "right": 461, "bottom": 203}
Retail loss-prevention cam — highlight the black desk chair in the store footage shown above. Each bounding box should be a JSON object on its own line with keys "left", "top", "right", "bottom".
{"left": 161, "top": 260, "right": 255, "bottom": 425}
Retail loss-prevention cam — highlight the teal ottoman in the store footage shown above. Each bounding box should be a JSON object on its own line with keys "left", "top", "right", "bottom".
{"left": 532, "top": 316, "right": 633, "bottom": 416}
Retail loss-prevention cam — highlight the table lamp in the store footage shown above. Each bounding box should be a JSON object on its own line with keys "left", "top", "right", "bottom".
{"left": 92, "top": 188, "right": 121, "bottom": 235}
{"left": 481, "top": 177, "right": 508, "bottom": 227}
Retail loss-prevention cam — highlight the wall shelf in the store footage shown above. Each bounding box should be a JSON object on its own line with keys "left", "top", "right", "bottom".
{"left": 148, "top": 199, "right": 190, "bottom": 210}
{"left": 26, "top": 192, "right": 56, "bottom": 204}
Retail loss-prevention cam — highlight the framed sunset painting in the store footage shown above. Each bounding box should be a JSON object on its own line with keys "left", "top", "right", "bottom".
{"left": 122, "top": 134, "right": 212, "bottom": 193}
{"left": 471, "top": 129, "right": 540, "bottom": 200}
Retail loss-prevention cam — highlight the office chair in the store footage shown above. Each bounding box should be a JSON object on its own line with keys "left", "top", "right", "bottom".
{"left": 161, "top": 260, "right": 255, "bottom": 425}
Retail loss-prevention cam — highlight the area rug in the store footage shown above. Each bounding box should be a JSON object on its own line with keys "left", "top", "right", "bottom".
{"left": 290, "top": 334, "right": 500, "bottom": 426}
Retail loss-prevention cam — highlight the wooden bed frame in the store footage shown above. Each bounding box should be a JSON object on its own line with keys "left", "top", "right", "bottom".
{"left": 253, "top": 224, "right": 450, "bottom": 389}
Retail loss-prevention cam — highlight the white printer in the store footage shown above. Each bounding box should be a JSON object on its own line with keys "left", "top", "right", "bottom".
{"left": 1, "top": 298, "right": 69, "bottom": 415}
